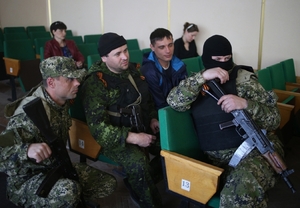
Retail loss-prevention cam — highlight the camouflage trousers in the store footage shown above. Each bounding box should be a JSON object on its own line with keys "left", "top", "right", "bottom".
{"left": 206, "top": 134, "right": 284, "bottom": 208}
{"left": 102, "top": 143, "right": 163, "bottom": 208}
{"left": 8, "top": 163, "right": 117, "bottom": 208}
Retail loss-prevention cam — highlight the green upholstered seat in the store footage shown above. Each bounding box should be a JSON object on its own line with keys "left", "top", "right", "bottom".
{"left": 198, "top": 56, "right": 205, "bottom": 71}
{"left": 29, "top": 31, "right": 51, "bottom": 41}
{"left": 4, "top": 32, "right": 29, "bottom": 41}
{"left": 129, "top": 49, "right": 143, "bottom": 65}
{"left": 257, "top": 68, "right": 296, "bottom": 133}
{"left": 182, "top": 57, "right": 202, "bottom": 76}
{"left": 159, "top": 106, "right": 221, "bottom": 208}
{"left": 3, "top": 26, "right": 26, "bottom": 34}
{"left": 66, "top": 30, "right": 73, "bottom": 37}
{"left": 77, "top": 43, "right": 98, "bottom": 65}
{"left": 268, "top": 62, "right": 299, "bottom": 92}
{"left": 141, "top": 48, "right": 151, "bottom": 55}
{"left": 39, "top": 47, "right": 45, "bottom": 61}
{"left": 126, "top": 38, "right": 140, "bottom": 50}
{"left": 66, "top": 36, "right": 83, "bottom": 45}
{"left": 0, "top": 28, "right": 9, "bottom": 81}
{"left": 281, "top": 58, "right": 300, "bottom": 84}
{"left": 26, "top": 26, "right": 46, "bottom": 35}
{"left": 84, "top": 34, "right": 102, "bottom": 44}
{"left": 268, "top": 63, "right": 289, "bottom": 91}
{"left": 87, "top": 54, "right": 100, "bottom": 69}
{"left": 34, "top": 37, "right": 51, "bottom": 56}
{"left": 0, "top": 28, "right": 4, "bottom": 53}
{"left": 4, "top": 39, "right": 35, "bottom": 61}
{"left": 3, "top": 39, "right": 42, "bottom": 93}
{"left": 257, "top": 68, "right": 294, "bottom": 104}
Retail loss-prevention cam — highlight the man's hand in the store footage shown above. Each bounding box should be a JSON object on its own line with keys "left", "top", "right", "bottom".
{"left": 126, "top": 132, "right": 156, "bottom": 147}
{"left": 76, "top": 61, "right": 83, "bottom": 68}
{"left": 150, "top": 118, "right": 159, "bottom": 134}
{"left": 27, "top": 143, "right": 52, "bottom": 163}
{"left": 202, "top": 67, "right": 229, "bottom": 84}
{"left": 217, "top": 94, "right": 248, "bottom": 113}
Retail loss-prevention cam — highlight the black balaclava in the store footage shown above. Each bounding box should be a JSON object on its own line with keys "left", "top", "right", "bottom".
{"left": 201, "top": 35, "right": 233, "bottom": 71}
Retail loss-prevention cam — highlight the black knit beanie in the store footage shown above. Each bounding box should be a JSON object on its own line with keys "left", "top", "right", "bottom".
{"left": 98, "top": 32, "right": 127, "bottom": 57}
{"left": 201, "top": 35, "right": 233, "bottom": 70}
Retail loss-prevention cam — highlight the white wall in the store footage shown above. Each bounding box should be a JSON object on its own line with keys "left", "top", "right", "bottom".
{"left": 1, "top": 0, "right": 299, "bottom": 74}
{"left": 171, "top": 0, "right": 261, "bottom": 68}
{"left": 262, "top": 0, "right": 300, "bottom": 70}
{"left": 0, "top": 0, "right": 48, "bottom": 28}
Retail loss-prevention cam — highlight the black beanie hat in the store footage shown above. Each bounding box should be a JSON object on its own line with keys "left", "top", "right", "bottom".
{"left": 201, "top": 35, "right": 233, "bottom": 70}
{"left": 98, "top": 32, "right": 127, "bottom": 57}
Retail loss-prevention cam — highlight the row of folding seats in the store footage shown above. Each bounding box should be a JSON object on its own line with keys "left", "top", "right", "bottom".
{"left": 257, "top": 59, "right": 300, "bottom": 107}
{"left": 0, "top": 28, "right": 4, "bottom": 53}
{"left": 256, "top": 58, "right": 300, "bottom": 141}
{"left": 0, "top": 28, "right": 10, "bottom": 82}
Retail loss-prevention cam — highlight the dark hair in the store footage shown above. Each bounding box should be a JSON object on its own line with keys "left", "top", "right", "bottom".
{"left": 150, "top": 28, "right": 173, "bottom": 46}
{"left": 50, "top": 21, "right": 67, "bottom": 36}
{"left": 183, "top": 22, "right": 199, "bottom": 33}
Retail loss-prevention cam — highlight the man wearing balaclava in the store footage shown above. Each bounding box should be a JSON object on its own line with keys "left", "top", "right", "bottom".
{"left": 167, "top": 35, "right": 284, "bottom": 207}
{"left": 80, "top": 32, "right": 163, "bottom": 207}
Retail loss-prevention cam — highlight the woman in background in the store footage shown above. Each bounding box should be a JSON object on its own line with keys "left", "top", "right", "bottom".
{"left": 174, "top": 22, "right": 199, "bottom": 59}
{"left": 44, "top": 21, "right": 84, "bottom": 68}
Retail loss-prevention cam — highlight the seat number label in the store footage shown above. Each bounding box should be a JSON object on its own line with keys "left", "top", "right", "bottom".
{"left": 181, "top": 179, "right": 191, "bottom": 191}
{"left": 78, "top": 139, "right": 85, "bottom": 149}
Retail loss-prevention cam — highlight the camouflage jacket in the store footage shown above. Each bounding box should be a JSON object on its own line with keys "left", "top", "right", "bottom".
{"left": 80, "top": 61, "right": 158, "bottom": 152}
{"left": 0, "top": 85, "right": 71, "bottom": 187}
{"left": 167, "top": 67, "right": 280, "bottom": 131}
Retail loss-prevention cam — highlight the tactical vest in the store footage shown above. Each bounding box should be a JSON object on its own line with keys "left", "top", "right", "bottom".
{"left": 192, "top": 66, "right": 253, "bottom": 151}
{"left": 99, "top": 68, "right": 152, "bottom": 131}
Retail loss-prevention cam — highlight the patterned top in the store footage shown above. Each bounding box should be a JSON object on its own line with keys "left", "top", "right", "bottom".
{"left": 0, "top": 85, "right": 71, "bottom": 187}
{"left": 167, "top": 67, "right": 280, "bottom": 131}
{"left": 80, "top": 61, "right": 157, "bottom": 153}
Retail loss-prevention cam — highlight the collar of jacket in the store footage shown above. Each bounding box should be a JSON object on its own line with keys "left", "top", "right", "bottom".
{"left": 147, "top": 51, "right": 184, "bottom": 73}
{"left": 88, "top": 60, "right": 133, "bottom": 80}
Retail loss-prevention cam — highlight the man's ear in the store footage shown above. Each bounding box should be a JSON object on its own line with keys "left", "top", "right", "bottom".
{"left": 150, "top": 44, "right": 154, "bottom": 51}
{"left": 47, "top": 77, "right": 55, "bottom": 88}
{"left": 101, "top": 56, "right": 107, "bottom": 63}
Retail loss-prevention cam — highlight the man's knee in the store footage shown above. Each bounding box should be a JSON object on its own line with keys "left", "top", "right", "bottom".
{"left": 49, "top": 179, "right": 82, "bottom": 204}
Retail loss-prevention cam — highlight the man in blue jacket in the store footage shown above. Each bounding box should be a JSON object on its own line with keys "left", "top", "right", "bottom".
{"left": 140, "top": 28, "right": 187, "bottom": 110}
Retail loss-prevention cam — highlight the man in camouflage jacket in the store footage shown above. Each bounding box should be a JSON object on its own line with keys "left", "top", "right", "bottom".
{"left": 0, "top": 56, "right": 116, "bottom": 207}
{"left": 167, "top": 35, "right": 284, "bottom": 208}
{"left": 80, "top": 33, "right": 163, "bottom": 208}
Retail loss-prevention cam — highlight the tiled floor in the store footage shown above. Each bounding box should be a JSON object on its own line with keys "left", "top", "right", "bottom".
{"left": 0, "top": 79, "right": 300, "bottom": 208}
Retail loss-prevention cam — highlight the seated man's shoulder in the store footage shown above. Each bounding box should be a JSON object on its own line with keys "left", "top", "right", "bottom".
{"left": 236, "top": 67, "right": 256, "bottom": 83}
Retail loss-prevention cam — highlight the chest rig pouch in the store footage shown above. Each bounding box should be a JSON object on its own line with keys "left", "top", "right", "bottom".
{"left": 101, "top": 69, "right": 150, "bottom": 132}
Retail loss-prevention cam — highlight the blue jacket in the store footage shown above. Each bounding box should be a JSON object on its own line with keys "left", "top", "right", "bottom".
{"left": 140, "top": 51, "right": 187, "bottom": 110}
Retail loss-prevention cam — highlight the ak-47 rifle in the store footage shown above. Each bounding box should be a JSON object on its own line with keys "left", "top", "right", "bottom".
{"left": 23, "top": 98, "right": 90, "bottom": 207}
{"left": 119, "top": 105, "right": 146, "bottom": 133}
{"left": 120, "top": 105, "right": 150, "bottom": 159}
{"left": 201, "top": 79, "right": 296, "bottom": 193}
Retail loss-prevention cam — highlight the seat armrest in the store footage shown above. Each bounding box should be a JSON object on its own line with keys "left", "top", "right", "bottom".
{"left": 69, "top": 118, "right": 101, "bottom": 160}
{"left": 274, "top": 89, "right": 300, "bottom": 113}
{"left": 161, "top": 150, "right": 223, "bottom": 204}
{"left": 286, "top": 83, "right": 300, "bottom": 92}
{"left": 3, "top": 57, "right": 21, "bottom": 76}
{"left": 277, "top": 102, "right": 294, "bottom": 129}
